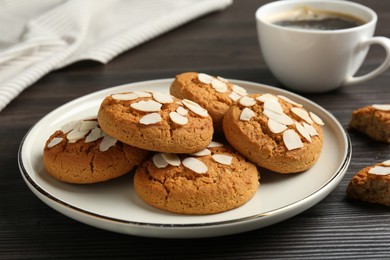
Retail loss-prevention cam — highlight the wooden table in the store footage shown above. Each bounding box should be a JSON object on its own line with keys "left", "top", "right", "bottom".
{"left": 1, "top": 0, "right": 389, "bottom": 258}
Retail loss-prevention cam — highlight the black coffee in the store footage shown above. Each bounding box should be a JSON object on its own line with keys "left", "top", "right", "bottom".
{"left": 271, "top": 6, "right": 366, "bottom": 30}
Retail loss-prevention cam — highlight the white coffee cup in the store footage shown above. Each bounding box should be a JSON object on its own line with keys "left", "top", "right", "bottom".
{"left": 255, "top": 0, "right": 390, "bottom": 93}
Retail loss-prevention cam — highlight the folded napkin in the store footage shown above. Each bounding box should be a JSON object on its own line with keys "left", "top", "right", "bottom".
{"left": 0, "top": 0, "right": 232, "bottom": 111}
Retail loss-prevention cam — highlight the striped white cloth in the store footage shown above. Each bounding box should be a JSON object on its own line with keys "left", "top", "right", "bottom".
{"left": 0, "top": 0, "right": 232, "bottom": 111}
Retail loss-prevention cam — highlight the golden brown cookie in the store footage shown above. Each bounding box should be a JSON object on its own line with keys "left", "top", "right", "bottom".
{"left": 133, "top": 142, "right": 260, "bottom": 215}
{"left": 170, "top": 72, "right": 248, "bottom": 133}
{"left": 347, "top": 160, "right": 390, "bottom": 206}
{"left": 43, "top": 118, "right": 149, "bottom": 184}
{"left": 349, "top": 104, "right": 390, "bottom": 143}
{"left": 223, "top": 93, "right": 324, "bottom": 174}
{"left": 97, "top": 91, "right": 213, "bottom": 154}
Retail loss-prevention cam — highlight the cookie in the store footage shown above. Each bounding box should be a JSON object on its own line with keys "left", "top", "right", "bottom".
{"left": 349, "top": 104, "right": 390, "bottom": 143}
{"left": 347, "top": 160, "right": 390, "bottom": 206}
{"left": 223, "top": 93, "right": 324, "bottom": 174}
{"left": 43, "top": 118, "right": 149, "bottom": 184}
{"left": 170, "top": 72, "right": 248, "bottom": 133}
{"left": 97, "top": 91, "right": 213, "bottom": 154}
{"left": 133, "top": 142, "right": 260, "bottom": 215}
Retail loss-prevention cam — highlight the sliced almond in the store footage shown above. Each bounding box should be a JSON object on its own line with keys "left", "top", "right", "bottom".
{"left": 152, "top": 153, "right": 169, "bottom": 168}
{"left": 264, "top": 98, "right": 284, "bottom": 114}
{"left": 152, "top": 92, "right": 174, "bottom": 104}
{"left": 232, "top": 84, "right": 247, "bottom": 96}
{"left": 198, "top": 73, "right": 213, "bottom": 84}
{"left": 256, "top": 94, "right": 278, "bottom": 103}
{"left": 176, "top": 106, "right": 188, "bottom": 116}
{"left": 382, "top": 160, "right": 390, "bottom": 166}
{"left": 182, "top": 99, "right": 208, "bottom": 117}
{"left": 263, "top": 109, "right": 294, "bottom": 125}
{"left": 85, "top": 127, "right": 103, "bottom": 142}
{"left": 291, "top": 107, "right": 313, "bottom": 124}
{"left": 217, "top": 76, "right": 229, "bottom": 83}
{"left": 229, "top": 91, "right": 242, "bottom": 101}
{"left": 169, "top": 112, "right": 188, "bottom": 125}
{"left": 239, "top": 96, "right": 256, "bottom": 107}
{"left": 295, "top": 122, "right": 311, "bottom": 142}
{"left": 133, "top": 91, "right": 152, "bottom": 98}
{"left": 240, "top": 108, "right": 256, "bottom": 121}
{"left": 207, "top": 141, "right": 224, "bottom": 148}
{"left": 277, "top": 95, "right": 302, "bottom": 107}
{"left": 191, "top": 148, "right": 211, "bottom": 156}
{"left": 182, "top": 157, "right": 208, "bottom": 174}
{"left": 161, "top": 153, "right": 181, "bottom": 166}
{"left": 61, "top": 120, "right": 82, "bottom": 134}
{"left": 99, "top": 135, "right": 117, "bottom": 152}
{"left": 131, "top": 100, "right": 162, "bottom": 112}
{"left": 268, "top": 118, "right": 287, "bottom": 134}
{"left": 67, "top": 127, "right": 89, "bottom": 143}
{"left": 79, "top": 120, "right": 99, "bottom": 132}
{"left": 372, "top": 104, "right": 390, "bottom": 111}
{"left": 112, "top": 93, "right": 139, "bottom": 101}
{"left": 212, "top": 154, "right": 233, "bottom": 165}
{"left": 283, "top": 129, "right": 303, "bottom": 150}
{"left": 211, "top": 78, "right": 228, "bottom": 93}
{"left": 309, "top": 112, "right": 324, "bottom": 125}
{"left": 302, "top": 122, "right": 318, "bottom": 136}
{"left": 47, "top": 137, "right": 63, "bottom": 148}
{"left": 139, "top": 113, "right": 162, "bottom": 125}
{"left": 368, "top": 166, "right": 390, "bottom": 175}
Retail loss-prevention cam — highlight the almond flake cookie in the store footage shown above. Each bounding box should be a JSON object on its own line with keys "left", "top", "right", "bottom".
{"left": 170, "top": 72, "right": 248, "bottom": 133}
{"left": 43, "top": 118, "right": 149, "bottom": 184}
{"left": 349, "top": 104, "right": 390, "bottom": 143}
{"left": 223, "top": 93, "right": 324, "bottom": 174}
{"left": 133, "top": 142, "right": 260, "bottom": 215}
{"left": 97, "top": 91, "right": 213, "bottom": 154}
{"left": 347, "top": 160, "right": 390, "bottom": 206}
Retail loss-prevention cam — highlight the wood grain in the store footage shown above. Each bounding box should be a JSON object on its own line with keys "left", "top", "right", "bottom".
{"left": 1, "top": 0, "right": 390, "bottom": 259}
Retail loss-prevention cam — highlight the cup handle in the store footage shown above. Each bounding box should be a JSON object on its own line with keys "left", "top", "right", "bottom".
{"left": 344, "top": 36, "right": 390, "bottom": 85}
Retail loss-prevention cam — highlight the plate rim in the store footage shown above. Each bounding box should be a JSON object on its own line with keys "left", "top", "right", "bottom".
{"left": 18, "top": 78, "right": 352, "bottom": 234}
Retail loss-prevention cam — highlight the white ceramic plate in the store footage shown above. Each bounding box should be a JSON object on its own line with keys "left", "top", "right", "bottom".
{"left": 18, "top": 79, "right": 351, "bottom": 238}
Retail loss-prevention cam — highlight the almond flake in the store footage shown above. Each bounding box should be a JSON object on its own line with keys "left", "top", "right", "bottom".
{"left": 161, "top": 153, "right": 181, "bottom": 166}
{"left": 264, "top": 98, "right": 284, "bottom": 114}
{"left": 61, "top": 120, "right": 82, "bottom": 134}
{"left": 198, "top": 73, "right": 213, "bottom": 84}
{"left": 239, "top": 96, "right": 256, "bottom": 107}
{"left": 217, "top": 76, "right": 229, "bottom": 83}
{"left": 240, "top": 108, "right": 256, "bottom": 121}
{"left": 139, "top": 113, "right": 162, "bottom": 125}
{"left": 191, "top": 148, "right": 211, "bottom": 156}
{"left": 131, "top": 100, "right": 162, "bottom": 112}
{"left": 85, "top": 127, "right": 103, "bottom": 142}
{"left": 309, "top": 112, "right": 324, "bottom": 125}
{"left": 99, "top": 135, "right": 117, "bottom": 152}
{"left": 152, "top": 153, "right": 169, "bottom": 168}
{"left": 372, "top": 104, "right": 390, "bottom": 111}
{"left": 295, "top": 122, "right": 311, "bottom": 142}
{"left": 211, "top": 78, "right": 227, "bottom": 93}
{"left": 182, "top": 157, "right": 208, "bottom": 174}
{"left": 256, "top": 94, "right": 278, "bottom": 103}
{"left": 268, "top": 118, "right": 287, "bottom": 133}
{"left": 207, "top": 141, "right": 224, "bottom": 148}
{"left": 67, "top": 127, "right": 89, "bottom": 143}
{"left": 382, "top": 160, "right": 390, "bottom": 166}
{"left": 302, "top": 122, "right": 318, "bottom": 136}
{"left": 112, "top": 93, "right": 139, "bottom": 101}
{"left": 277, "top": 95, "right": 302, "bottom": 107}
{"left": 291, "top": 107, "right": 313, "bottom": 124}
{"left": 263, "top": 109, "right": 294, "bottom": 125}
{"left": 133, "top": 91, "right": 152, "bottom": 98}
{"left": 47, "top": 137, "right": 63, "bottom": 148}
{"left": 152, "top": 92, "right": 174, "bottom": 104}
{"left": 283, "top": 129, "right": 303, "bottom": 150}
{"left": 368, "top": 166, "right": 390, "bottom": 175}
{"left": 176, "top": 106, "right": 188, "bottom": 116}
{"left": 212, "top": 154, "right": 233, "bottom": 165}
{"left": 229, "top": 91, "right": 242, "bottom": 101}
{"left": 182, "top": 99, "right": 208, "bottom": 117}
{"left": 169, "top": 111, "right": 188, "bottom": 125}
{"left": 79, "top": 120, "right": 99, "bottom": 132}
{"left": 232, "top": 84, "right": 247, "bottom": 96}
